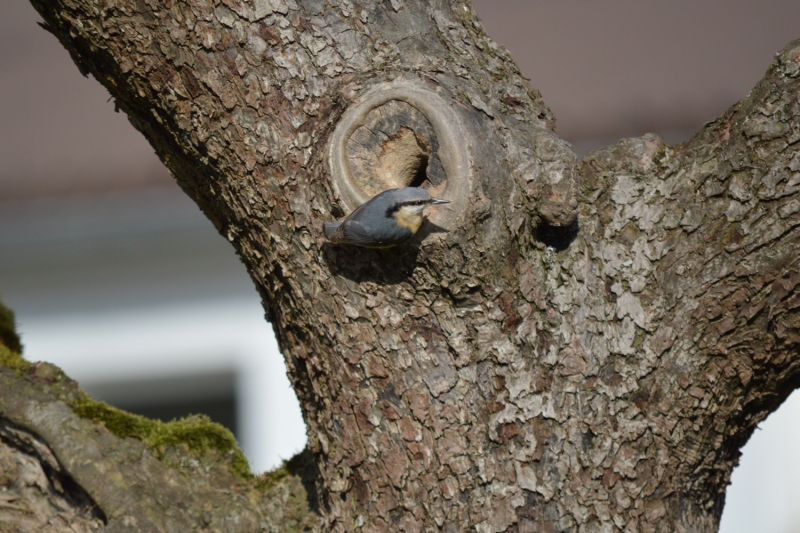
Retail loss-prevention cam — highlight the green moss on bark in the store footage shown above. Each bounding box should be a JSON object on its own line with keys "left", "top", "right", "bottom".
{"left": 0, "top": 299, "right": 23, "bottom": 355}
{"left": 70, "top": 394, "right": 252, "bottom": 479}
{"left": 0, "top": 345, "right": 32, "bottom": 373}
{"left": 0, "top": 299, "right": 252, "bottom": 481}
{"left": 0, "top": 300, "right": 30, "bottom": 373}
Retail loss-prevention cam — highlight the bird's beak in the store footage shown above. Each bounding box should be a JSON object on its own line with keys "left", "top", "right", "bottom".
{"left": 429, "top": 197, "right": 450, "bottom": 205}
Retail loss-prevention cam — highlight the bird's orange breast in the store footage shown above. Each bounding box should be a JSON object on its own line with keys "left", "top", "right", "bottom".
{"left": 392, "top": 210, "right": 424, "bottom": 234}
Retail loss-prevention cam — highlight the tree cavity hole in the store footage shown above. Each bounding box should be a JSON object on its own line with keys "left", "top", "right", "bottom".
{"left": 329, "top": 79, "right": 472, "bottom": 230}
{"left": 345, "top": 100, "right": 445, "bottom": 198}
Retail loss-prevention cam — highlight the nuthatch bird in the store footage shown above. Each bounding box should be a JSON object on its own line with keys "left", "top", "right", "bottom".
{"left": 324, "top": 187, "right": 450, "bottom": 248}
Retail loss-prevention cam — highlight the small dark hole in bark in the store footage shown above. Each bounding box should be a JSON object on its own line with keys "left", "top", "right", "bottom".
{"left": 536, "top": 219, "right": 579, "bottom": 251}
{"left": 409, "top": 152, "right": 430, "bottom": 188}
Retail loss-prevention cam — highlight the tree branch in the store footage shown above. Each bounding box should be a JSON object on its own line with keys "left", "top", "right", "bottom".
{"left": 576, "top": 38, "right": 800, "bottom": 512}
{"left": 2, "top": 290, "right": 318, "bottom": 532}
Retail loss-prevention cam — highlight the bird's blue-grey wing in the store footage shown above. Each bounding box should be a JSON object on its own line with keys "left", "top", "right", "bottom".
{"left": 342, "top": 198, "right": 378, "bottom": 223}
{"left": 325, "top": 197, "right": 376, "bottom": 239}
{"left": 338, "top": 219, "right": 381, "bottom": 245}
{"left": 325, "top": 190, "right": 401, "bottom": 245}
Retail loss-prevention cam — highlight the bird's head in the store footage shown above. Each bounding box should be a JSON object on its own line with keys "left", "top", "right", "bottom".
{"left": 387, "top": 187, "right": 450, "bottom": 218}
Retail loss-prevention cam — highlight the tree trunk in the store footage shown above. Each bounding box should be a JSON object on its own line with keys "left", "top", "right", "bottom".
{"left": 2, "top": 0, "right": 799, "bottom": 531}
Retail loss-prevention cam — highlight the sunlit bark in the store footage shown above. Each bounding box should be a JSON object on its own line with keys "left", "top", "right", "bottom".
{"left": 2, "top": 0, "right": 799, "bottom": 531}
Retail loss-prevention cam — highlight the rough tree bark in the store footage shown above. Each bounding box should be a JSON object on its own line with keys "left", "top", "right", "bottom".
{"left": 2, "top": 0, "right": 799, "bottom": 531}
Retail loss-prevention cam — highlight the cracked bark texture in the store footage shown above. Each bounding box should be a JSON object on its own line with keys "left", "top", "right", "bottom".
{"left": 6, "top": 0, "right": 800, "bottom": 531}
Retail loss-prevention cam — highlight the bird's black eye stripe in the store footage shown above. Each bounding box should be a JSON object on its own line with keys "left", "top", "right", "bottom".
{"left": 387, "top": 200, "right": 426, "bottom": 217}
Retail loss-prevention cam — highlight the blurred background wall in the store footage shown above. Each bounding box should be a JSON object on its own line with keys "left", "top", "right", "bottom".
{"left": 1, "top": 1, "right": 799, "bottom": 531}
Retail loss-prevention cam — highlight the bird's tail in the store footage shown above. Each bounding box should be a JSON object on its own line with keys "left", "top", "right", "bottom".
{"left": 323, "top": 222, "right": 341, "bottom": 239}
